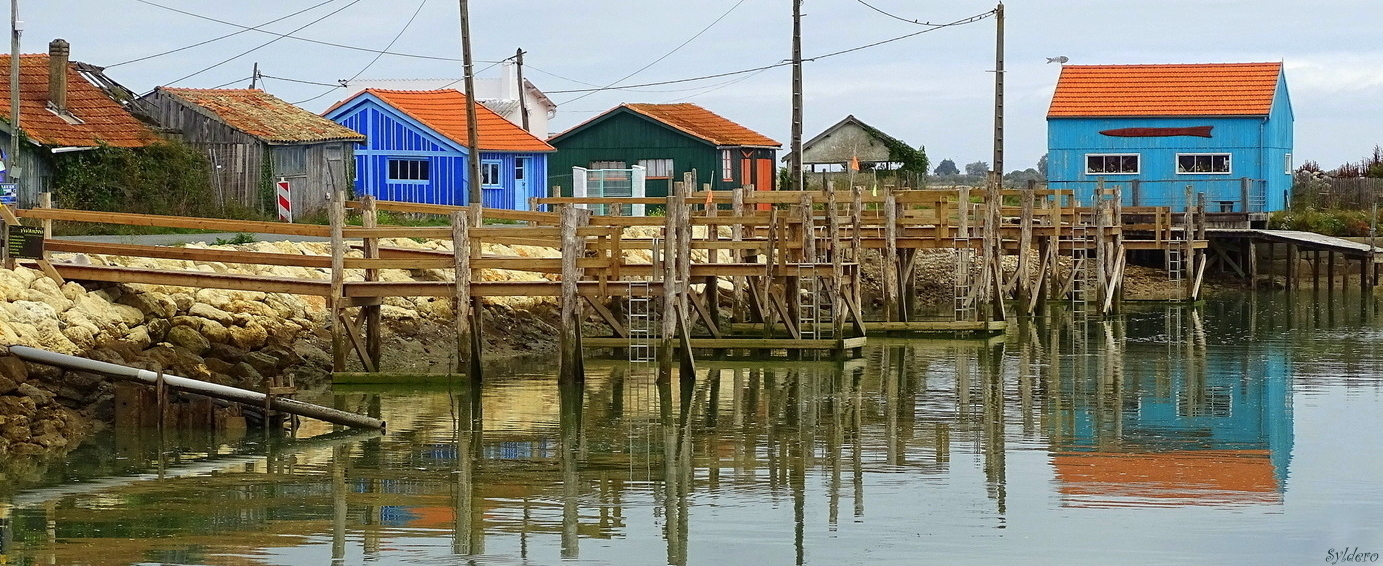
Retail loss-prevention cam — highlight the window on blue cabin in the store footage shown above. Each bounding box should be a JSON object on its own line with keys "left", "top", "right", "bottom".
{"left": 388, "top": 158, "right": 429, "bottom": 181}
{"left": 1085, "top": 154, "right": 1139, "bottom": 175}
{"left": 1285, "top": 153, "right": 1293, "bottom": 175}
{"left": 482, "top": 161, "right": 502, "bottom": 186}
{"left": 1177, "top": 154, "right": 1231, "bottom": 174}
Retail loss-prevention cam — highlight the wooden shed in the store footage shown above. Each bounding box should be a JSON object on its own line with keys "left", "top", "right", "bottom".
{"left": 140, "top": 87, "right": 365, "bottom": 218}
{"left": 1047, "top": 63, "right": 1293, "bottom": 215}
{"left": 547, "top": 103, "right": 780, "bottom": 197}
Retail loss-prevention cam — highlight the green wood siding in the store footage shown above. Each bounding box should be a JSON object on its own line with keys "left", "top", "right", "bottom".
{"left": 549, "top": 110, "right": 775, "bottom": 197}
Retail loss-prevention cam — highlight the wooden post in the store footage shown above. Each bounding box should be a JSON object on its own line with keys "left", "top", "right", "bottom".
{"left": 1286, "top": 244, "right": 1296, "bottom": 292}
{"left": 827, "top": 185, "right": 845, "bottom": 341}
{"left": 361, "top": 196, "right": 382, "bottom": 371}
{"left": 1248, "top": 240, "right": 1258, "bottom": 290}
{"left": 704, "top": 187, "right": 720, "bottom": 331}
{"left": 1130, "top": 179, "right": 1141, "bottom": 207}
{"left": 675, "top": 178, "right": 695, "bottom": 380}
{"left": 731, "top": 188, "right": 747, "bottom": 324}
{"left": 329, "top": 190, "right": 347, "bottom": 372}
{"left": 451, "top": 210, "right": 482, "bottom": 379}
{"left": 1326, "top": 250, "right": 1333, "bottom": 290}
{"left": 883, "top": 190, "right": 900, "bottom": 322}
{"left": 659, "top": 184, "right": 681, "bottom": 382}
{"left": 559, "top": 205, "right": 588, "bottom": 383}
{"left": 1018, "top": 180, "right": 1034, "bottom": 305}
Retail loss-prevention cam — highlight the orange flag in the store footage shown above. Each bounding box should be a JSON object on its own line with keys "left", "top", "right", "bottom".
{"left": 849, "top": 155, "right": 860, "bottom": 171}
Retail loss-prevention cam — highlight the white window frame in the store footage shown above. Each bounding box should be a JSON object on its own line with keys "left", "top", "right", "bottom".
{"left": 721, "top": 149, "right": 734, "bottom": 182}
{"left": 1176, "top": 153, "right": 1232, "bottom": 175}
{"left": 387, "top": 158, "right": 429, "bottom": 182}
{"left": 638, "top": 158, "right": 674, "bottom": 179}
{"left": 481, "top": 160, "right": 502, "bottom": 186}
{"left": 1285, "top": 153, "right": 1293, "bottom": 175}
{"left": 1084, "top": 153, "right": 1140, "bottom": 175}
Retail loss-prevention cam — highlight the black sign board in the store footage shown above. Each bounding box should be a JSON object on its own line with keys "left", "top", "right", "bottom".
{"left": 6, "top": 224, "right": 44, "bottom": 259}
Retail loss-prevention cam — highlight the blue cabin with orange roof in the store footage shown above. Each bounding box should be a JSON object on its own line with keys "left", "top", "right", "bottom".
{"left": 1047, "top": 63, "right": 1292, "bottom": 218}
{"left": 325, "top": 89, "right": 553, "bottom": 209}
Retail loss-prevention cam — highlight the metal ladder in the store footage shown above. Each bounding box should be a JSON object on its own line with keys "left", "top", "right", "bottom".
{"left": 627, "top": 279, "right": 655, "bottom": 363}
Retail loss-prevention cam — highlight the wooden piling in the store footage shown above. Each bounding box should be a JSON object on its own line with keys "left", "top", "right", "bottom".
{"left": 451, "top": 210, "right": 481, "bottom": 379}
{"left": 329, "top": 190, "right": 347, "bottom": 372}
{"left": 883, "top": 190, "right": 900, "bottom": 322}
{"left": 559, "top": 205, "right": 588, "bottom": 383}
{"left": 361, "top": 196, "right": 382, "bottom": 370}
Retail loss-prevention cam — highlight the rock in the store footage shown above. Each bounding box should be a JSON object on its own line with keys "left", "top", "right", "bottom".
{"left": 124, "top": 326, "right": 153, "bottom": 351}
{"left": 172, "top": 293, "right": 194, "bottom": 314}
{"left": 17, "top": 382, "right": 55, "bottom": 406}
{"left": 228, "top": 321, "right": 269, "bottom": 350}
{"left": 225, "top": 300, "right": 275, "bottom": 318}
{"left": 245, "top": 351, "right": 280, "bottom": 375}
{"left": 233, "top": 362, "right": 263, "bottom": 382}
{"left": 204, "top": 357, "right": 235, "bottom": 375}
{"left": 188, "top": 303, "right": 236, "bottom": 325}
{"left": 145, "top": 319, "right": 171, "bottom": 342}
{"left": 197, "top": 318, "right": 231, "bottom": 345}
{"left": 166, "top": 325, "right": 211, "bottom": 355}
{"left": 207, "top": 343, "right": 248, "bottom": 363}
{"left": 109, "top": 303, "right": 145, "bottom": 326}
{"left": 0, "top": 374, "right": 16, "bottom": 395}
{"left": 60, "top": 281, "right": 87, "bottom": 301}
{"left": 0, "top": 355, "right": 27, "bottom": 384}
{"left": 21, "top": 287, "right": 74, "bottom": 313}
{"left": 293, "top": 342, "right": 332, "bottom": 368}
{"left": 119, "top": 291, "right": 178, "bottom": 319}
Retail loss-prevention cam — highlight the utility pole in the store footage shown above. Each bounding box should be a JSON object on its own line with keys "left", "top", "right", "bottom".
{"left": 991, "top": 2, "right": 1005, "bottom": 184}
{"left": 789, "top": 0, "right": 803, "bottom": 191}
{"left": 515, "top": 48, "right": 530, "bottom": 133}
{"left": 249, "top": 62, "right": 259, "bottom": 89}
{"left": 8, "top": 0, "right": 20, "bottom": 191}
{"left": 459, "top": 0, "right": 483, "bottom": 226}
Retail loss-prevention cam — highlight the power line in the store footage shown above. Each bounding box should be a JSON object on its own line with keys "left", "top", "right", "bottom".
{"left": 561, "top": 0, "right": 749, "bottom": 105}
{"left": 548, "top": 9, "right": 994, "bottom": 98}
{"left": 125, "top": 0, "right": 498, "bottom": 64}
{"left": 854, "top": 0, "right": 954, "bottom": 26}
{"left": 293, "top": 0, "right": 431, "bottom": 105}
{"left": 163, "top": 0, "right": 365, "bottom": 86}
{"left": 109, "top": 0, "right": 334, "bottom": 67}
{"left": 261, "top": 73, "right": 342, "bottom": 88}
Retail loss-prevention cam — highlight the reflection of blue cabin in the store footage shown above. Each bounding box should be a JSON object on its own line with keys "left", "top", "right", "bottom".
{"left": 1047, "top": 63, "right": 1292, "bottom": 216}
{"left": 325, "top": 89, "right": 553, "bottom": 209}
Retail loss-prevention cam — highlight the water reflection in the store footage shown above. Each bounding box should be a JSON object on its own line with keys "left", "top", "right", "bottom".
{"left": 11, "top": 292, "right": 1381, "bottom": 565}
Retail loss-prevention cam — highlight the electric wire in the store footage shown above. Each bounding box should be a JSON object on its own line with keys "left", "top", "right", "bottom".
{"left": 561, "top": 0, "right": 749, "bottom": 105}
{"left": 549, "top": 9, "right": 994, "bottom": 98}
{"left": 292, "top": 0, "right": 431, "bottom": 105}
{"left": 109, "top": 0, "right": 335, "bottom": 68}
{"left": 125, "top": 0, "right": 497, "bottom": 64}
{"left": 163, "top": 0, "right": 365, "bottom": 86}
{"left": 854, "top": 0, "right": 957, "bottom": 26}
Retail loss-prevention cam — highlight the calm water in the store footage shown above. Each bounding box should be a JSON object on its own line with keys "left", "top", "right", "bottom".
{"left": 5, "top": 291, "right": 1383, "bottom": 565}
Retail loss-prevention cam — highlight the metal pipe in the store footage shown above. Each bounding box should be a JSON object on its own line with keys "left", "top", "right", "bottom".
{"left": 6, "top": 345, "right": 385, "bottom": 430}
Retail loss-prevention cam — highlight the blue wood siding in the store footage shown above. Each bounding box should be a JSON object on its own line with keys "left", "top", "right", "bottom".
{"left": 1047, "top": 72, "right": 1292, "bottom": 213}
{"left": 328, "top": 95, "right": 549, "bottom": 209}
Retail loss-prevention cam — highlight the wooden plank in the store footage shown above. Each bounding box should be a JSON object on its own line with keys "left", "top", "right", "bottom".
{"left": 582, "top": 336, "right": 868, "bottom": 351}
{"left": 39, "top": 263, "right": 333, "bottom": 295}
{"left": 17, "top": 208, "right": 332, "bottom": 237}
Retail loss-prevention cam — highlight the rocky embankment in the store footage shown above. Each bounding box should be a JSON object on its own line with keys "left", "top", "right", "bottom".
{"left": 0, "top": 237, "right": 566, "bottom": 468}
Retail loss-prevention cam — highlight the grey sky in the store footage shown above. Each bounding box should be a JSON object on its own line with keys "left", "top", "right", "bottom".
{"left": 16, "top": 0, "right": 1383, "bottom": 172}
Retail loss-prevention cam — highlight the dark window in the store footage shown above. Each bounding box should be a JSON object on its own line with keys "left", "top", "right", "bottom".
{"left": 388, "top": 159, "right": 429, "bottom": 181}
{"left": 482, "top": 161, "right": 502, "bottom": 186}
{"left": 275, "top": 146, "right": 307, "bottom": 176}
{"left": 1085, "top": 154, "right": 1139, "bottom": 175}
{"left": 1177, "top": 153, "right": 1232, "bottom": 174}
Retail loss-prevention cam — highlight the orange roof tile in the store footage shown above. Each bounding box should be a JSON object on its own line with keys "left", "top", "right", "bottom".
{"left": 1048, "top": 63, "right": 1283, "bottom": 118}
{"left": 160, "top": 87, "right": 364, "bottom": 144}
{"left": 353, "top": 89, "right": 552, "bottom": 152}
{"left": 623, "top": 103, "right": 780, "bottom": 147}
{"left": 0, "top": 54, "right": 157, "bottom": 147}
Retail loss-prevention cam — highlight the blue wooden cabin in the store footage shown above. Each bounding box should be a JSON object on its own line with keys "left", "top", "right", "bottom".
{"left": 1047, "top": 63, "right": 1292, "bottom": 217}
{"left": 325, "top": 89, "right": 552, "bottom": 209}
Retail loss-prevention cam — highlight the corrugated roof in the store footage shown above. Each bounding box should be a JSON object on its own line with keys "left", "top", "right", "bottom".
{"left": 348, "top": 89, "right": 553, "bottom": 152}
{"left": 160, "top": 87, "right": 365, "bottom": 144}
{"left": 623, "top": 103, "right": 780, "bottom": 147}
{"left": 1048, "top": 63, "right": 1283, "bottom": 118}
{"left": 0, "top": 54, "right": 157, "bottom": 147}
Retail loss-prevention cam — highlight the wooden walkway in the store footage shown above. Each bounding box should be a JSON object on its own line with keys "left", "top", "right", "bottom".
{"left": 2, "top": 175, "right": 1214, "bottom": 380}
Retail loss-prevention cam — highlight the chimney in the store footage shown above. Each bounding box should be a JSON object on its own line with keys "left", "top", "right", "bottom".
{"left": 48, "top": 39, "right": 70, "bottom": 113}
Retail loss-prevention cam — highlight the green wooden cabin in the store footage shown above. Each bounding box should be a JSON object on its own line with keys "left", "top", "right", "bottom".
{"left": 547, "top": 103, "right": 780, "bottom": 197}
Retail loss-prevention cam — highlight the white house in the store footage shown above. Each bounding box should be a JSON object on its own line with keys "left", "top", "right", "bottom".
{"left": 341, "top": 61, "right": 557, "bottom": 138}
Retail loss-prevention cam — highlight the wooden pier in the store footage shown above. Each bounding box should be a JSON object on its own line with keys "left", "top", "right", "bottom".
{"left": 4, "top": 176, "right": 1214, "bottom": 380}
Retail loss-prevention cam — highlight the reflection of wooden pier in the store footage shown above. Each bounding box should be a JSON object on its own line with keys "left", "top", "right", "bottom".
{"left": 5, "top": 176, "right": 1210, "bottom": 377}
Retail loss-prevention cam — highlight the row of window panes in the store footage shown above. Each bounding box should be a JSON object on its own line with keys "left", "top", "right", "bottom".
{"left": 1085, "top": 153, "right": 1236, "bottom": 175}
{"left": 589, "top": 159, "right": 676, "bottom": 179}
{"left": 387, "top": 158, "right": 503, "bottom": 185}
